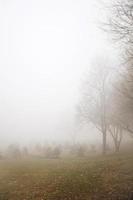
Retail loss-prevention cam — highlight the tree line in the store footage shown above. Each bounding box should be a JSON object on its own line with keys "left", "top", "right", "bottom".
{"left": 77, "top": 0, "right": 133, "bottom": 155}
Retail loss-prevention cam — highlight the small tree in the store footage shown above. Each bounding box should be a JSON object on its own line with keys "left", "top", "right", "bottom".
{"left": 7, "top": 144, "right": 21, "bottom": 159}
{"left": 45, "top": 146, "right": 53, "bottom": 158}
{"left": 22, "top": 146, "right": 29, "bottom": 157}
{"left": 90, "top": 144, "right": 96, "bottom": 154}
{"left": 76, "top": 145, "right": 87, "bottom": 157}
{"left": 52, "top": 146, "right": 62, "bottom": 158}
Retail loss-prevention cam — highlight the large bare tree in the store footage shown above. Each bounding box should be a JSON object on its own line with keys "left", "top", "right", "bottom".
{"left": 107, "top": 0, "right": 133, "bottom": 137}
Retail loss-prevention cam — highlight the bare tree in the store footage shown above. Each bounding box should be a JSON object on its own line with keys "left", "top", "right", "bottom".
{"left": 6, "top": 144, "right": 21, "bottom": 159}
{"left": 108, "top": 125, "right": 123, "bottom": 153}
{"left": 110, "top": 69, "right": 133, "bottom": 137}
{"left": 108, "top": 0, "right": 133, "bottom": 62}
{"left": 106, "top": 87, "right": 124, "bottom": 152}
{"left": 107, "top": 0, "right": 133, "bottom": 136}
{"left": 77, "top": 59, "right": 111, "bottom": 155}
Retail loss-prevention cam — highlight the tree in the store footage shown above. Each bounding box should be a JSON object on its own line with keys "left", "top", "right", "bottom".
{"left": 107, "top": 0, "right": 133, "bottom": 136}
{"left": 6, "top": 144, "right": 21, "bottom": 159}
{"left": 22, "top": 146, "right": 29, "bottom": 157}
{"left": 109, "top": 124, "right": 123, "bottom": 153}
{"left": 52, "top": 146, "right": 62, "bottom": 158}
{"left": 107, "top": 89, "right": 124, "bottom": 153}
{"left": 109, "top": 0, "right": 133, "bottom": 62}
{"left": 108, "top": 66, "right": 133, "bottom": 137}
{"left": 77, "top": 59, "right": 111, "bottom": 155}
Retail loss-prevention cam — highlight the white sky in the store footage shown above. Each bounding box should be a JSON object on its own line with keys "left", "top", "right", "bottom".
{"left": 0, "top": 0, "right": 117, "bottom": 146}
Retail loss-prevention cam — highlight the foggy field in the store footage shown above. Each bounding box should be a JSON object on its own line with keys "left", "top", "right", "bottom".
{"left": 0, "top": 155, "right": 133, "bottom": 200}
{"left": 2, "top": 0, "right": 133, "bottom": 199}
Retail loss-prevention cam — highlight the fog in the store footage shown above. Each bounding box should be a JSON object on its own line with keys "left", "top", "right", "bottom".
{"left": 1, "top": 1, "right": 133, "bottom": 199}
{"left": 0, "top": 0, "right": 118, "bottom": 147}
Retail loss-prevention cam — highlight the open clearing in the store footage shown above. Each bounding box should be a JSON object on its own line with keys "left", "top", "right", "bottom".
{"left": 0, "top": 154, "right": 133, "bottom": 200}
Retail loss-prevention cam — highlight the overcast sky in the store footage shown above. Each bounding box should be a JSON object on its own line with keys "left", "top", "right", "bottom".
{"left": 0, "top": 0, "right": 118, "bottom": 146}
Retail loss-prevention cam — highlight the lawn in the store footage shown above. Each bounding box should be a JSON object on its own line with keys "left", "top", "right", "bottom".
{"left": 0, "top": 154, "right": 133, "bottom": 200}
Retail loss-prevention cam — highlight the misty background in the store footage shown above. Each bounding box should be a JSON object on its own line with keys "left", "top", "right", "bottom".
{"left": 0, "top": 0, "right": 119, "bottom": 147}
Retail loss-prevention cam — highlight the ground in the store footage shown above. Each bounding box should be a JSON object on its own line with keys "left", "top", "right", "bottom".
{"left": 0, "top": 154, "right": 133, "bottom": 200}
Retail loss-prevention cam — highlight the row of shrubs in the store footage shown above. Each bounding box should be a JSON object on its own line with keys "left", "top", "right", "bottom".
{"left": 0, "top": 143, "right": 98, "bottom": 159}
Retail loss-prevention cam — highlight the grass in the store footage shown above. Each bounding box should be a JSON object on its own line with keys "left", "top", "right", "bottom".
{"left": 0, "top": 154, "right": 133, "bottom": 199}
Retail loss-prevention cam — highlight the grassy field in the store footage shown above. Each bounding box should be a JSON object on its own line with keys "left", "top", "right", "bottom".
{"left": 0, "top": 154, "right": 133, "bottom": 200}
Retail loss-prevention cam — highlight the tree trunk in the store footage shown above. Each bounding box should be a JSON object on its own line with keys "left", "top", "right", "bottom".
{"left": 109, "top": 125, "right": 123, "bottom": 154}
{"left": 114, "top": 141, "right": 120, "bottom": 153}
{"left": 102, "top": 131, "right": 107, "bottom": 155}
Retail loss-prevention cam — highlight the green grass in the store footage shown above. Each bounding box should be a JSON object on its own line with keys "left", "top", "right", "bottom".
{"left": 0, "top": 154, "right": 133, "bottom": 200}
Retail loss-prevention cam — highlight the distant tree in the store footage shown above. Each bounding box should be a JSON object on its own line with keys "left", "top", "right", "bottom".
{"left": 45, "top": 146, "right": 53, "bottom": 158}
{"left": 22, "top": 146, "right": 29, "bottom": 157}
{"left": 35, "top": 143, "right": 43, "bottom": 155}
{"left": 52, "top": 146, "right": 62, "bottom": 158}
{"left": 69, "top": 144, "right": 78, "bottom": 156}
{"left": 76, "top": 145, "right": 87, "bottom": 157}
{"left": 0, "top": 150, "right": 3, "bottom": 159}
{"left": 90, "top": 144, "right": 96, "bottom": 154}
{"left": 44, "top": 145, "right": 62, "bottom": 159}
{"left": 7, "top": 144, "right": 21, "bottom": 159}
